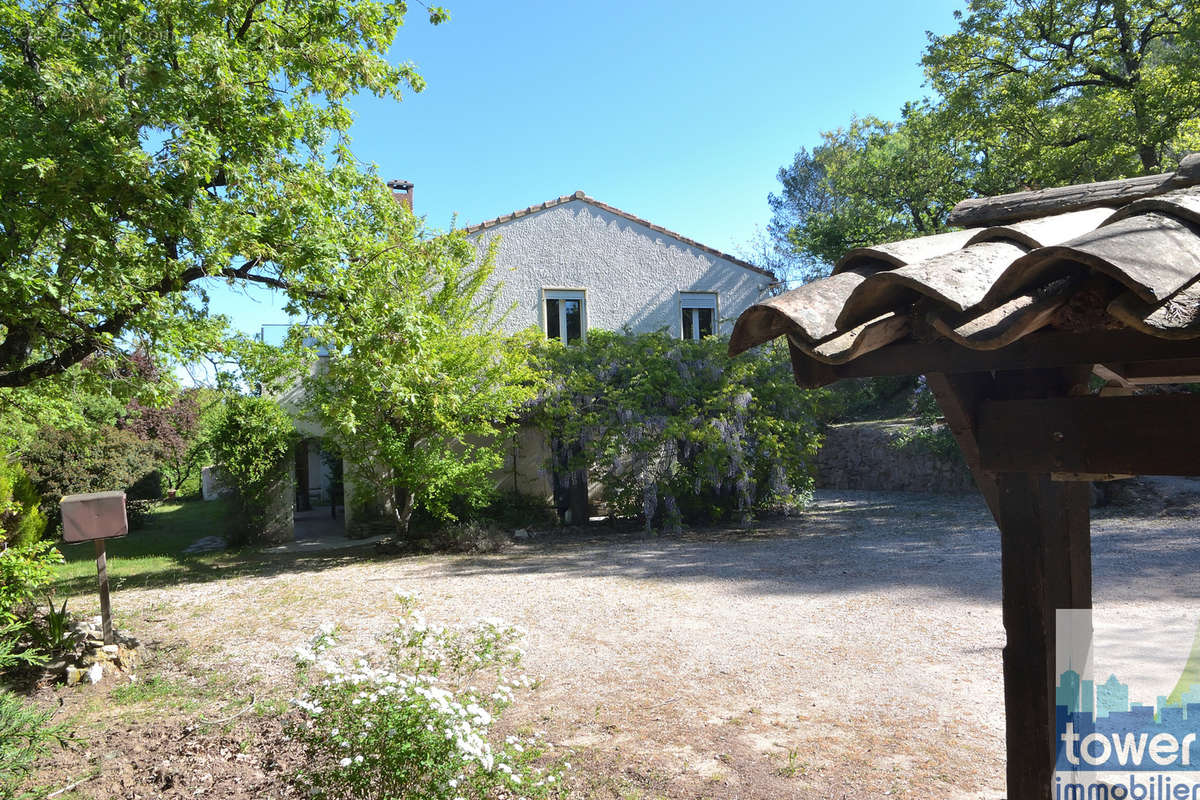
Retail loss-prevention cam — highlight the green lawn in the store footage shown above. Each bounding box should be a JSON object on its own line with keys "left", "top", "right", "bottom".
{"left": 52, "top": 499, "right": 236, "bottom": 597}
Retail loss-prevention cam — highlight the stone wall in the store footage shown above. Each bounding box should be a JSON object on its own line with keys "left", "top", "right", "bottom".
{"left": 816, "top": 419, "right": 977, "bottom": 494}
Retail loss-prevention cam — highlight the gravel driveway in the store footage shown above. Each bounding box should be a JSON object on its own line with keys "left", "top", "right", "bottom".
{"left": 62, "top": 488, "right": 1200, "bottom": 799}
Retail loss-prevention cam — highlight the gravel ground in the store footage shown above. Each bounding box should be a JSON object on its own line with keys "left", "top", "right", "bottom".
{"left": 42, "top": 487, "right": 1200, "bottom": 799}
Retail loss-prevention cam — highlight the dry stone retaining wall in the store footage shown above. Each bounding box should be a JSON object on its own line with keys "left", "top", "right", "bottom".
{"left": 816, "top": 419, "right": 977, "bottom": 494}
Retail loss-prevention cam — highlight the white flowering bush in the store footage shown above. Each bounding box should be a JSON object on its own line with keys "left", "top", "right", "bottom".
{"left": 290, "top": 591, "right": 565, "bottom": 800}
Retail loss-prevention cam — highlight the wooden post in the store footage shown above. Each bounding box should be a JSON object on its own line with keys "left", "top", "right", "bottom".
{"left": 987, "top": 367, "right": 1092, "bottom": 800}
{"left": 95, "top": 539, "right": 114, "bottom": 646}
{"left": 994, "top": 474, "right": 1091, "bottom": 799}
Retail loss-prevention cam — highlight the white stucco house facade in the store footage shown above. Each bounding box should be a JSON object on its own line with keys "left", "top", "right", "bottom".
{"left": 460, "top": 191, "right": 778, "bottom": 520}
{"left": 463, "top": 191, "right": 778, "bottom": 342}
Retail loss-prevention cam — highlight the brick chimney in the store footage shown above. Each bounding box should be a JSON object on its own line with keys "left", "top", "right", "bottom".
{"left": 387, "top": 179, "right": 414, "bottom": 211}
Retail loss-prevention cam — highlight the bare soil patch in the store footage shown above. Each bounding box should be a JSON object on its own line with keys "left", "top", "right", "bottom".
{"left": 29, "top": 488, "right": 1200, "bottom": 799}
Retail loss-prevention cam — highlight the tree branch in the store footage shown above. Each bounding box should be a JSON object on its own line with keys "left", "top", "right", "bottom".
{"left": 234, "top": 0, "right": 267, "bottom": 40}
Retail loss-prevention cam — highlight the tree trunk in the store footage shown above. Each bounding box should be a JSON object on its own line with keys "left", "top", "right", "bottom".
{"left": 1139, "top": 141, "right": 1159, "bottom": 174}
{"left": 392, "top": 484, "right": 415, "bottom": 540}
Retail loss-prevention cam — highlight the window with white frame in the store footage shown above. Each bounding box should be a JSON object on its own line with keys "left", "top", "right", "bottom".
{"left": 679, "top": 292, "right": 717, "bottom": 340}
{"left": 543, "top": 289, "right": 586, "bottom": 345}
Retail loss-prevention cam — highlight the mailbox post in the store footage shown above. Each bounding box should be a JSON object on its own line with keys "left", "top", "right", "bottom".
{"left": 60, "top": 491, "right": 128, "bottom": 646}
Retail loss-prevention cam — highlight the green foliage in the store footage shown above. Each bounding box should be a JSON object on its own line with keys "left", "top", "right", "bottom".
{"left": 0, "top": 622, "right": 46, "bottom": 673}
{"left": 30, "top": 596, "right": 78, "bottom": 657}
{"left": 0, "top": 351, "right": 167, "bottom": 457}
{"left": 290, "top": 593, "right": 564, "bottom": 800}
{"left": 0, "top": 540, "right": 63, "bottom": 626}
{"left": 210, "top": 395, "right": 295, "bottom": 494}
{"left": 770, "top": 2, "right": 1200, "bottom": 284}
{"left": 824, "top": 376, "right": 921, "bottom": 423}
{"left": 0, "top": 689, "right": 71, "bottom": 799}
{"left": 0, "top": 0, "right": 448, "bottom": 389}
{"left": 0, "top": 464, "right": 56, "bottom": 667}
{"left": 125, "top": 499, "right": 159, "bottom": 531}
{"left": 924, "top": 0, "right": 1200, "bottom": 184}
{"left": 769, "top": 107, "right": 985, "bottom": 282}
{"left": 291, "top": 231, "right": 542, "bottom": 540}
{"left": 889, "top": 378, "right": 962, "bottom": 462}
{"left": 470, "top": 492, "right": 559, "bottom": 532}
{"left": 21, "top": 425, "right": 157, "bottom": 510}
{"left": 209, "top": 395, "right": 296, "bottom": 542}
{"left": 0, "top": 461, "right": 46, "bottom": 550}
{"left": 530, "top": 332, "right": 825, "bottom": 530}
{"left": 166, "top": 388, "right": 229, "bottom": 500}
{"left": 123, "top": 388, "right": 213, "bottom": 494}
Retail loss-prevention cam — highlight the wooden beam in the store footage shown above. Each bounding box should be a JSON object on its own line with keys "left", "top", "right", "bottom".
{"left": 927, "top": 372, "right": 1000, "bottom": 524}
{"left": 1051, "top": 472, "right": 1133, "bottom": 481}
{"left": 791, "top": 330, "right": 1200, "bottom": 387}
{"left": 978, "top": 394, "right": 1200, "bottom": 475}
{"left": 786, "top": 339, "right": 838, "bottom": 387}
{"left": 1102, "top": 358, "right": 1200, "bottom": 385}
{"left": 949, "top": 153, "right": 1200, "bottom": 226}
{"left": 1091, "top": 363, "right": 1136, "bottom": 391}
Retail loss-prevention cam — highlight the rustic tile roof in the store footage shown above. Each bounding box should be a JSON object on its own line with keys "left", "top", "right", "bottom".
{"left": 730, "top": 164, "right": 1200, "bottom": 372}
{"left": 462, "top": 191, "right": 778, "bottom": 280}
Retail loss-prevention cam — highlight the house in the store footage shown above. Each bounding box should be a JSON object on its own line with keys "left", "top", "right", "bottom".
{"left": 272, "top": 187, "right": 779, "bottom": 534}
{"left": 461, "top": 190, "right": 778, "bottom": 519}
{"left": 462, "top": 191, "right": 778, "bottom": 341}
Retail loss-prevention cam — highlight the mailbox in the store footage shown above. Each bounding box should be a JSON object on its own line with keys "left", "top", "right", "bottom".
{"left": 61, "top": 491, "right": 128, "bottom": 543}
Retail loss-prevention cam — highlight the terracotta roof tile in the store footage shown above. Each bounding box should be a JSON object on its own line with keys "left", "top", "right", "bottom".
{"left": 730, "top": 165, "right": 1200, "bottom": 374}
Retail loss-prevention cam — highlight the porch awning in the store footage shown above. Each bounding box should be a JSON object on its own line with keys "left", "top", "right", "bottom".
{"left": 731, "top": 156, "right": 1200, "bottom": 389}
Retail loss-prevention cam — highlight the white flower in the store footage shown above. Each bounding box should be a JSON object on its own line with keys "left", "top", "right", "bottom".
{"left": 338, "top": 757, "right": 352, "bottom": 767}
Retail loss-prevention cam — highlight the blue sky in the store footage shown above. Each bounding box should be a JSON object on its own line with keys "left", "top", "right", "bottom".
{"left": 210, "top": 0, "right": 966, "bottom": 336}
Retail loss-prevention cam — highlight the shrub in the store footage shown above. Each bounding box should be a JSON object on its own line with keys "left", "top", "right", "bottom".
{"left": 0, "top": 461, "right": 46, "bottom": 550}
{"left": 0, "top": 689, "right": 71, "bottom": 799}
{"left": 209, "top": 395, "right": 296, "bottom": 544}
{"left": 126, "top": 470, "right": 164, "bottom": 501}
{"left": 476, "top": 492, "right": 559, "bottom": 531}
{"left": 290, "top": 591, "right": 565, "bottom": 800}
{"left": 125, "top": 499, "right": 158, "bottom": 531}
{"left": 0, "top": 541, "right": 63, "bottom": 627}
{"left": 21, "top": 425, "right": 157, "bottom": 511}
{"left": 530, "top": 331, "right": 826, "bottom": 531}
{"left": 410, "top": 491, "right": 558, "bottom": 538}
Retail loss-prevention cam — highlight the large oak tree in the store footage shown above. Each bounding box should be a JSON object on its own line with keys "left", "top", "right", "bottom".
{"left": 0, "top": 0, "right": 445, "bottom": 388}
{"left": 924, "top": 0, "right": 1200, "bottom": 185}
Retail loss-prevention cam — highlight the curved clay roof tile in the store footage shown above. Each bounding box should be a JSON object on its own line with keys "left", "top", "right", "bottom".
{"left": 982, "top": 212, "right": 1200, "bottom": 307}
{"left": 833, "top": 228, "right": 978, "bottom": 274}
{"left": 835, "top": 240, "right": 1028, "bottom": 330}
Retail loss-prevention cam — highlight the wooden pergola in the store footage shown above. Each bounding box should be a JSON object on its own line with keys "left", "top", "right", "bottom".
{"left": 730, "top": 156, "right": 1200, "bottom": 799}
